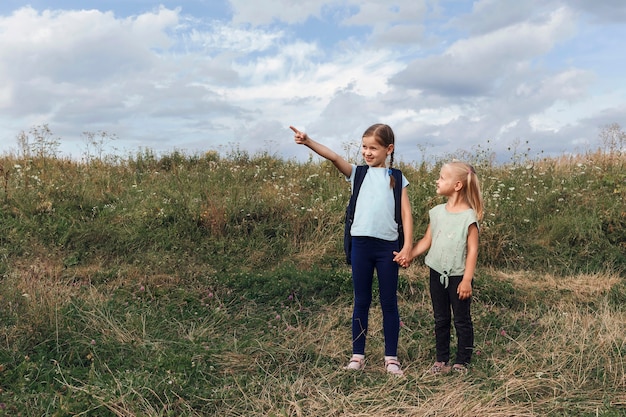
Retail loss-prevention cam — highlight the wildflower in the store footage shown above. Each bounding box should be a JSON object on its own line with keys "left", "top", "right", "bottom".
{"left": 90, "top": 339, "right": 96, "bottom": 345}
{"left": 500, "top": 330, "right": 507, "bottom": 336}
{"left": 275, "top": 314, "right": 281, "bottom": 320}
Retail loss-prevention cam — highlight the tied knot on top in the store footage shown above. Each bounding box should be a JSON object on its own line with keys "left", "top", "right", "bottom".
{"left": 440, "top": 270, "right": 450, "bottom": 289}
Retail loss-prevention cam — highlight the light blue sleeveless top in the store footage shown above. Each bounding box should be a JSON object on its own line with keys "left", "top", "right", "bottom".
{"left": 348, "top": 165, "right": 409, "bottom": 241}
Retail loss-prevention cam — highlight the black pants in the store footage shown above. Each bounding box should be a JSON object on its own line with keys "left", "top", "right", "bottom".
{"left": 429, "top": 268, "right": 474, "bottom": 365}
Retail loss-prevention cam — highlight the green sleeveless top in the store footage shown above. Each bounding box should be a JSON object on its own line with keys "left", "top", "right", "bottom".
{"left": 424, "top": 204, "right": 478, "bottom": 280}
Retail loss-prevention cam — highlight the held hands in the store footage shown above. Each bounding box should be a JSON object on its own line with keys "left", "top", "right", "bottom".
{"left": 290, "top": 126, "right": 309, "bottom": 145}
{"left": 393, "top": 250, "right": 413, "bottom": 268}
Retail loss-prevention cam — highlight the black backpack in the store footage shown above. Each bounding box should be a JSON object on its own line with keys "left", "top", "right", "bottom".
{"left": 344, "top": 165, "right": 404, "bottom": 265}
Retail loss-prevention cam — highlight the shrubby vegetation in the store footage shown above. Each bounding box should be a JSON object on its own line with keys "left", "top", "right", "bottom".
{"left": 0, "top": 125, "right": 624, "bottom": 415}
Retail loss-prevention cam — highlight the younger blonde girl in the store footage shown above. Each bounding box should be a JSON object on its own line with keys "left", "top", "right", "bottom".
{"left": 396, "top": 161, "right": 483, "bottom": 373}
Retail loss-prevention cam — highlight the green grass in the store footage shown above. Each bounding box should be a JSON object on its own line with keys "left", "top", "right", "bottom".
{"left": 0, "top": 141, "right": 625, "bottom": 416}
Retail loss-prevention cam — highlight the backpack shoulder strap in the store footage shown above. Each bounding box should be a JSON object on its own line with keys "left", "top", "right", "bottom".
{"left": 347, "top": 165, "right": 368, "bottom": 221}
{"left": 391, "top": 168, "right": 403, "bottom": 225}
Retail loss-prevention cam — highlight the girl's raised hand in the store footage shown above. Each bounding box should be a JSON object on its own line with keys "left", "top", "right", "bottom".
{"left": 290, "top": 126, "right": 309, "bottom": 145}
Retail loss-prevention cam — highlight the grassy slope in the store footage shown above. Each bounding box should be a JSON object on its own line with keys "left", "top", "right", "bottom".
{"left": 0, "top": 149, "right": 624, "bottom": 416}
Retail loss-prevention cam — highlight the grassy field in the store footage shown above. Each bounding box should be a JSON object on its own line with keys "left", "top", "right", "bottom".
{"left": 0, "top": 132, "right": 625, "bottom": 416}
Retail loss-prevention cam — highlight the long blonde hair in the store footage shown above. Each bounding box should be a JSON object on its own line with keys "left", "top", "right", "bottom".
{"left": 446, "top": 161, "right": 484, "bottom": 221}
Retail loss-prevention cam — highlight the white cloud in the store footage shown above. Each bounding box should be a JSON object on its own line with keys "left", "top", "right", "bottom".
{"left": 0, "top": 1, "right": 624, "bottom": 162}
{"left": 187, "top": 21, "right": 283, "bottom": 54}
{"left": 391, "top": 6, "right": 577, "bottom": 96}
{"left": 567, "top": 0, "right": 626, "bottom": 23}
{"left": 228, "top": 0, "right": 328, "bottom": 25}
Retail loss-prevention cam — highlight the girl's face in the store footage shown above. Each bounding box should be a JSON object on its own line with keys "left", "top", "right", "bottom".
{"left": 361, "top": 135, "right": 392, "bottom": 168}
{"left": 436, "top": 164, "right": 461, "bottom": 196}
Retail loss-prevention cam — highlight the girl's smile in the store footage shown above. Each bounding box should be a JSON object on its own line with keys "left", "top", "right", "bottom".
{"left": 361, "top": 135, "right": 393, "bottom": 168}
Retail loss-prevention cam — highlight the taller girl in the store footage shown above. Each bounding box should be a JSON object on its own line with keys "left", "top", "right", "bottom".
{"left": 290, "top": 124, "right": 413, "bottom": 376}
{"left": 396, "top": 161, "right": 483, "bottom": 373}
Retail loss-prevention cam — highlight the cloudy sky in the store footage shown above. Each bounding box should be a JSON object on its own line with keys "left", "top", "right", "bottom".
{"left": 0, "top": 0, "right": 625, "bottom": 163}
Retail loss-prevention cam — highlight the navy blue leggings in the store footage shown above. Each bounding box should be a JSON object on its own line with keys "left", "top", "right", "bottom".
{"left": 350, "top": 236, "right": 400, "bottom": 357}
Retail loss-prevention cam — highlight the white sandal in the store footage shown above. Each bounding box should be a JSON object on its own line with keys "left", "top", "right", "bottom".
{"left": 344, "top": 356, "right": 365, "bottom": 370}
{"left": 385, "top": 358, "right": 404, "bottom": 376}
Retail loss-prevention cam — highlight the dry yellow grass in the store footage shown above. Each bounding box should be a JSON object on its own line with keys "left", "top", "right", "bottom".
{"left": 496, "top": 270, "right": 620, "bottom": 299}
